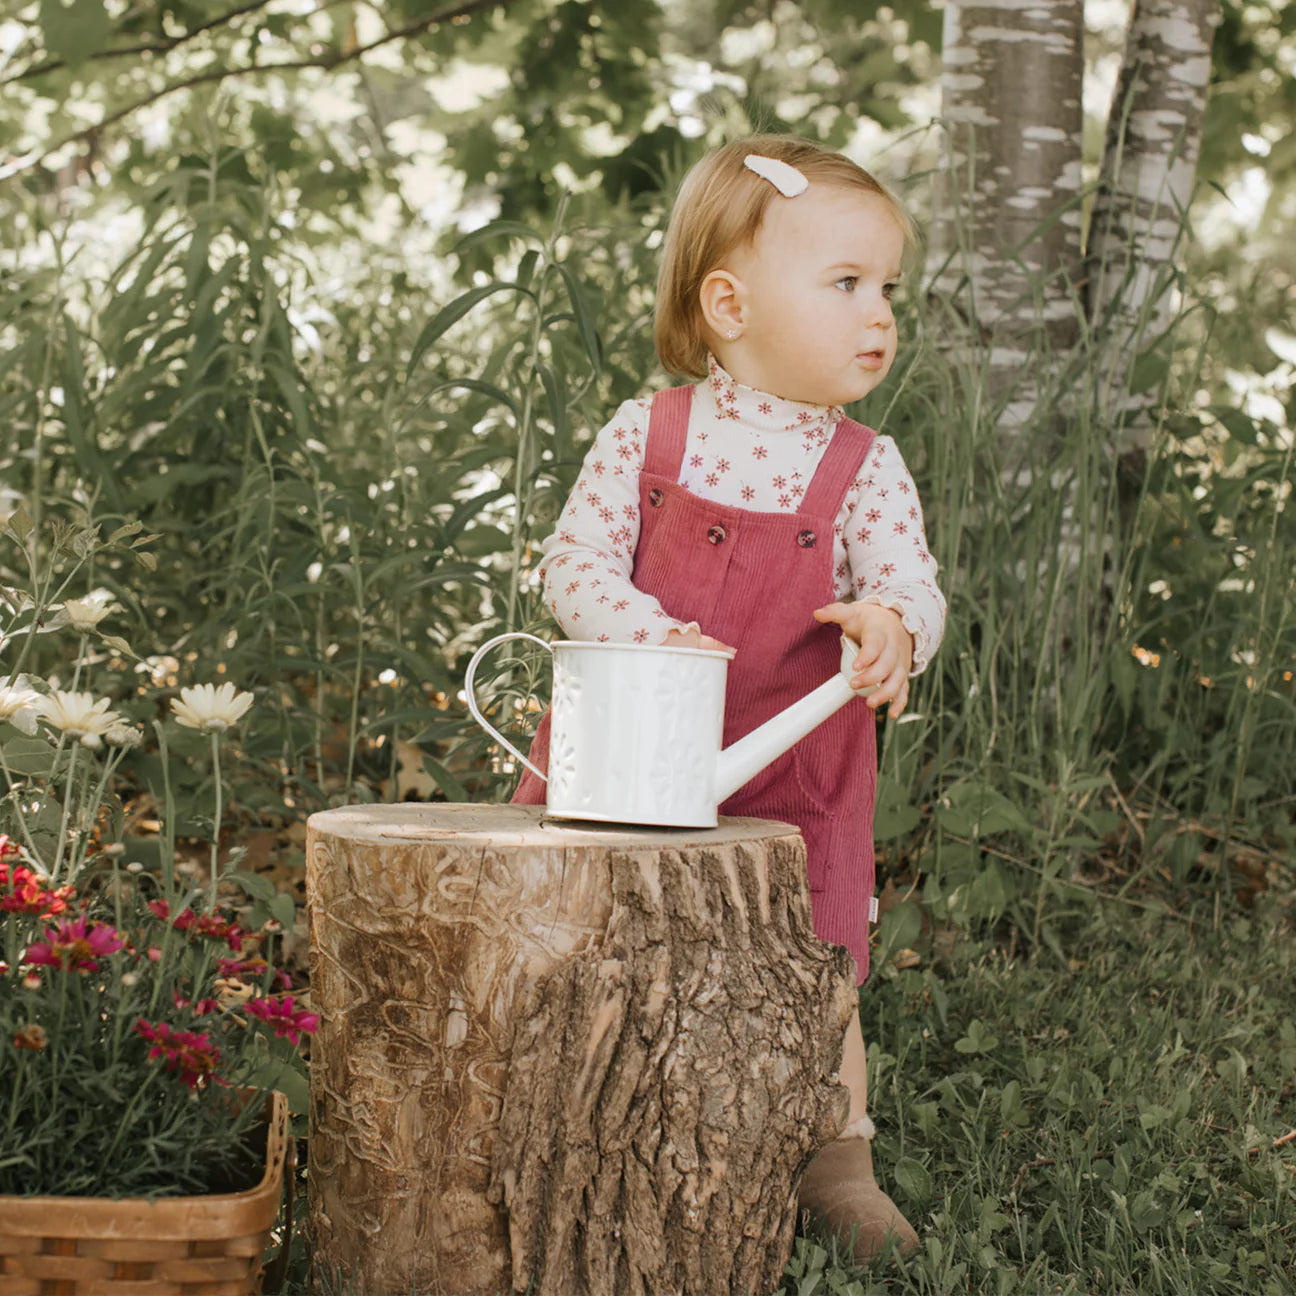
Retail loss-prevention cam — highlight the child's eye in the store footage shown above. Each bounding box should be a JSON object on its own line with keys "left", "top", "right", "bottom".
{"left": 883, "top": 281, "right": 899, "bottom": 300}
{"left": 835, "top": 276, "right": 858, "bottom": 293}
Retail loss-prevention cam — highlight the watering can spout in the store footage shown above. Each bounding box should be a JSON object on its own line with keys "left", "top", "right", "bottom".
{"left": 713, "top": 637, "right": 872, "bottom": 804}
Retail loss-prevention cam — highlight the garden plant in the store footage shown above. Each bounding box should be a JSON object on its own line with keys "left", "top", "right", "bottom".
{"left": 0, "top": 514, "right": 314, "bottom": 1202}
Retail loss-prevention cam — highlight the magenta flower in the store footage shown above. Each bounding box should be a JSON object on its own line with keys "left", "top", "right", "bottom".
{"left": 243, "top": 995, "right": 319, "bottom": 1045}
{"left": 149, "top": 899, "right": 243, "bottom": 951}
{"left": 173, "top": 990, "right": 219, "bottom": 1016}
{"left": 134, "top": 1019, "right": 222, "bottom": 1090}
{"left": 23, "top": 917, "right": 124, "bottom": 972}
{"left": 0, "top": 855, "right": 76, "bottom": 918}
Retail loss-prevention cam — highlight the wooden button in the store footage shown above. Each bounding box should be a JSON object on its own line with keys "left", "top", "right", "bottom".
{"left": 648, "top": 488, "right": 664, "bottom": 507}
{"left": 797, "top": 530, "right": 816, "bottom": 548}
{"left": 707, "top": 524, "right": 726, "bottom": 545}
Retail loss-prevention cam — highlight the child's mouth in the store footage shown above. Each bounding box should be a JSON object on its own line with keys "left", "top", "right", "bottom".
{"left": 856, "top": 349, "right": 886, "bottom": 369}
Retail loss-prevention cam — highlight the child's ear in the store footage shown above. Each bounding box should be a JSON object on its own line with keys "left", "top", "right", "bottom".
{"left": 699, "top": 269, "right": 745, "bottom": 340}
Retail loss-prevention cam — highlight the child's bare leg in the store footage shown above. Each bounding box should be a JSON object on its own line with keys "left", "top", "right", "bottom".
{"left": 797, "top": 1004, "right": 919, "bottom": 1260}
{"left": 840, "top": 1007, "right": 869, "bottom": 1124}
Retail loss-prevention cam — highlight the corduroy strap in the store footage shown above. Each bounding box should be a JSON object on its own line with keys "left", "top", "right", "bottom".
{"left": 643, "top": 385, "right": 693, "bottom": 481}
{"left": 800, "top": 417, "right": 876, "bottom": 519}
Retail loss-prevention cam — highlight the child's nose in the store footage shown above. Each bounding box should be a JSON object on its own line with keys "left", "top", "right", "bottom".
{"left": 864, "top": 293, "right": 894, "bottom": 329}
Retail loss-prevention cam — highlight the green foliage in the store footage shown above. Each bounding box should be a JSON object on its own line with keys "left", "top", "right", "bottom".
{"left": 3, "top": 131, "right": 1291, "bottom": 937}
{"left": 863, "top": 278, "right": 1294, "bottom": 953}
{"left": 776, "top": 902, "right": 1296, "bottom": 1294}
{"left": 2, "top": 0, "right": 937, "bottom": 237}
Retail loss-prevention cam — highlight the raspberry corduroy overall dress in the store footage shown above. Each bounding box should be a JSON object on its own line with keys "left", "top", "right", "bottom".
{"left": 513, "top": 385, "right": 880, "bottom": 982}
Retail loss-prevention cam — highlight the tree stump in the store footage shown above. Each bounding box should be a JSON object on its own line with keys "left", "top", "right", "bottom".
{"left": 307, "top": 803, "right": 856, "bottom": 1296}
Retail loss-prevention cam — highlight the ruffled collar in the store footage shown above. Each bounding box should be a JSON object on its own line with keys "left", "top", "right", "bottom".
{"left": 704, "top": 354, "right": 843, "bottom": 436}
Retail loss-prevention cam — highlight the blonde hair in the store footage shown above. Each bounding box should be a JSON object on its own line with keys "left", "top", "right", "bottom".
{"left": 654, "top": 135, "right": 916, "bottom": 380}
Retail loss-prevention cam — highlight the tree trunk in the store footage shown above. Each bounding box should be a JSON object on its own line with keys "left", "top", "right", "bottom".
{"left": 929, "top": 0, "right": 1085, "bottom": 427}
{"left": 1086, "top": 0, "right": 1219, "bottom": 437}
{"left": 307, "top": 803, "right": 855, "bottom": 1296}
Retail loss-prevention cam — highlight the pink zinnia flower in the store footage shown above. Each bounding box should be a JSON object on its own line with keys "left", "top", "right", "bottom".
{"left": 216, "top": 955, "right": 268, "bottom": 980}
{"left": 149, "top": 899, "right": 243, "bottom": 951}
{"left": 23, "top": 917, "right": 124, "bottom": 972}
{"left": 243, "top": 995, "right": 319, "bottom": 1045}
{"left": 0, "top": 859, "right": 76, "bottom": 919}
{"left": 173, "top": 990, "right": 219, "bottom": 1016}
{"left": 149, "top": 898, "right": 197, "bottom": 932}
{"left": 194, "top": 913, "right": 244, "bottom": 952}
{"left": 134, "top": 1019, "right": 222, "bottom": 1089}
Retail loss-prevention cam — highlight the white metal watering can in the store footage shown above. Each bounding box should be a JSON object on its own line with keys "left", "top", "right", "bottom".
{"left": 465, "top": 633, "right": 876, "bottom": 829}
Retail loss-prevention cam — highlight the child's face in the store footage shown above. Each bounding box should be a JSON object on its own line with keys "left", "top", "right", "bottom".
{"left": 719, "top": 185, "right": 904, "bottom": 407}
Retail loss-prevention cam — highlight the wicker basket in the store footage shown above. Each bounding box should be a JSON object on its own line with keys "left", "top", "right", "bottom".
{"left": 0, "top": 1090, "right": 291, "bottom": 1296}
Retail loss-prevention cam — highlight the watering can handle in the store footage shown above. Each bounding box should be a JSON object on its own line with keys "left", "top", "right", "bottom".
{"left": 464, "top": 632, "right": 552, "bottom": 782}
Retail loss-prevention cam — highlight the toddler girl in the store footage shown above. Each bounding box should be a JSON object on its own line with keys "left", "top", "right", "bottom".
{"left": 513, "top": 135, "right": 945, "bottom": 1261}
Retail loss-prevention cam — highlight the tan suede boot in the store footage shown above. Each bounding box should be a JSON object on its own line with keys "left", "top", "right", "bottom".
{"left": 797, "top": 1116, "right": 920, "bottom": 1263}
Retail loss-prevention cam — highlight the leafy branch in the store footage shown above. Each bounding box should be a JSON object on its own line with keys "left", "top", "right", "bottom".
{"left": 2, "top": 0, "right": 277, "bottom": 85}
{"left": 2, "top": 0, "right": 515, "bottom": 181}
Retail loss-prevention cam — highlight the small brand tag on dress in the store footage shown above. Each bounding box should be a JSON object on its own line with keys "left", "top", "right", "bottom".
{"left": 869, "top": 896, "right": 879, "bottom": 924}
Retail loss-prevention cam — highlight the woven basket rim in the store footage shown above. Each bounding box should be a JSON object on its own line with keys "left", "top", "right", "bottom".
{"left": 0, "top": 1089, "right": 289, "bottom": 1240}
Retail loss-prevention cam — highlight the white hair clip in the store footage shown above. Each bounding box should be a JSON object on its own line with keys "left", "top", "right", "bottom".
{"left": 743, "top": 154, "right": 809, "bottom": 198}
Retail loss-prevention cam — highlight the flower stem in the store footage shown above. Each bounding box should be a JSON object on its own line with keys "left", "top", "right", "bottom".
{"left": 72, "top": 747, "right": 123, "bottom": 875}
{"left": 101, "top": 1069, "right": 163, "bottom": 1170}
{"left": 153, "top": 719, "right": 177, "bottom": 892}
{"left": 209, "top": 731, "right": 222, "bottom": 909}
{"left": 50, "top": 966, "right": 70, "bottom": 1099}
{"left": 70, "top": 631, "right": 88, "bottom": 692}
{"left": 50, "top": 738, "right": 80, "bottom": 887}
{"left": 0, "top": 743, "right": 47, "bottom": 868}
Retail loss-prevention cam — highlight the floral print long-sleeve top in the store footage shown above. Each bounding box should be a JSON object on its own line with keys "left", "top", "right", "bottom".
{"left": 539, "top": 355, "right": 947, "bottom": 674}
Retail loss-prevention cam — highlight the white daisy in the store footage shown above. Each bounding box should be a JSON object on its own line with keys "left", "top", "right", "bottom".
{"left": 38, "top": 691, "right": 124, "bottom": 748}
{"left": 63, "top": 590, "right": 123, "bottom": 632}
{"left": 0, "top": 677, "right": 42, "bottom": 736}
{"left": 171, "top": 682, "right": 254, "bottom": 733}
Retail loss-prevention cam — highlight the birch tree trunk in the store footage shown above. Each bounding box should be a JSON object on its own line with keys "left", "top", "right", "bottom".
{"left": 928, "top": 0, "right": 1085, "bottom": 428}
{"left": 931, "top": 0, "right": 1218, "bottom": 441}
{"left": 1086, "top": 0, "right": 1220, "bottom": 438}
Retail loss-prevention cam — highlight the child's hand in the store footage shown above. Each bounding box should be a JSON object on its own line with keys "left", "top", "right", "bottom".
{"left": 661, "top": 627, "right": 737, "bottom": 657}
{"left": 813, "top": 602, "right": 914, "bottom": 717}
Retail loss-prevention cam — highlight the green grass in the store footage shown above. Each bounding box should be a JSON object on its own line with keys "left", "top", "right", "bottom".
{"left": 785, "top": 897, "right": 1296, "bottom": 1295}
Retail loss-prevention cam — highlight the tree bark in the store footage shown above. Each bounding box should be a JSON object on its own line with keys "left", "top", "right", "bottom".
{"left": 929, "top": 0, "right": 1085, "bottom": 427}
{"left": 307, "top": 803, "right": 855, "bottom": 1296}
{"left": 1086, "top": 0, "right": 1219, "bottom": 435}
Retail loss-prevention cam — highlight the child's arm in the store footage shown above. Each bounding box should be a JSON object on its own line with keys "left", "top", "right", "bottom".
{"left": 814, "top": 437, "right": 946, "bottom": 717}
{"left": 539, "top": 399, "right": 700, "bottom": 645}
{"left": 839, "top": 436, "right": 946, "bottom": 671}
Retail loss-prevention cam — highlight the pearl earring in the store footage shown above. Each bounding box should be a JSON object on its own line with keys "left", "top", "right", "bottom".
{"left": 727, "top": 329, "right": 737, "bottom": 340}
